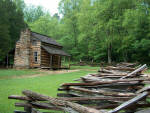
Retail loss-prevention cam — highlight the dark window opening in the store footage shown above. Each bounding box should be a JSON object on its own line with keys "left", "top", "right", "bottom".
{"left": 34, "top": 52, "right": 38, "bottom": 63}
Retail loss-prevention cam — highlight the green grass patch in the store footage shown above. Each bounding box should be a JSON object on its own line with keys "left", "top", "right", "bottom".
{"left": 0, "top": 69, "right": 41, "bottom": 79}
{"left": 145, "top": 69, "right": 150, "bottom": 73}
{"left": 71, "top": 65, "right": 100, "bottom": 70}
{"left": 0, "top": 69, "right": 96, "bottom": 113}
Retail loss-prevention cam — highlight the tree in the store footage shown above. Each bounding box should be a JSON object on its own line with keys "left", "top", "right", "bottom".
{"left": 0, "top": 0, "right": 25, "bottom": 62}
{"left": 24, "top": 5, "right": 46, "bottom": 23}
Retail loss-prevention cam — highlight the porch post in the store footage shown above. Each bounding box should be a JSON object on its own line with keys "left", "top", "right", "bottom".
{"left": 58, "top": 55, "right": 61, "bottom": 69}
{"left": 50, "top": 55, "right": 52, "bottom": 68}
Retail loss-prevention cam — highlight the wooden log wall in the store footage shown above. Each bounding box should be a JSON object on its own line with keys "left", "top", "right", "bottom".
{"left": 30, "top": 40, "right": 41, "bottom": 68}
{"left": 52, "top": 55, "right": 61, "bottom": 69}
{"left": 41, "top": 48, "right": 51, "bottom": 67}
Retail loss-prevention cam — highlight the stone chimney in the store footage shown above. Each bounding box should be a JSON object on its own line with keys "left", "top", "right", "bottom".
{"left": 14, "top": 28, "right": 31, "bottom": 69}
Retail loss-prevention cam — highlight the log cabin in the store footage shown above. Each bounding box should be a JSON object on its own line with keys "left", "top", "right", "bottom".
{"left": 14, "top": 28, "right": 70, "bottom": 69}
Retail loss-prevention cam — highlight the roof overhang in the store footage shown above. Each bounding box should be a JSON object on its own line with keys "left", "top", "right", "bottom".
{"left": 41, "top": 45, "right": 71, "bottom": 57}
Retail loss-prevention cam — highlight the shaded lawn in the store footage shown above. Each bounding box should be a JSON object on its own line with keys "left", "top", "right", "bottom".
{"left": 0, "top": 69, "right": 96, "bottom": 113}
{"left": 71, "top": 65, "right": 100, "bottom": 70}
{"left": 0, "top": 69, "right": 41, "bottom": 79}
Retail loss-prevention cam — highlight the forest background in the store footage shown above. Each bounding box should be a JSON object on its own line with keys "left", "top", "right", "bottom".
{"left": 0, "top": 0, "right": 150, "bottom": 64}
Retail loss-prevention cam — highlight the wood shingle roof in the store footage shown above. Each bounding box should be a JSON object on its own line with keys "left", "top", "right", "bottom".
{"left": 31, "top": 32, "right": 62, "bottom": 47}
{"left": 42, "top": 45, "right": 70, "bottom": 56}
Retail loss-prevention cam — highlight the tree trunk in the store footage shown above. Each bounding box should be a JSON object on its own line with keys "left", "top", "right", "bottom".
{"left": 108, "top": 42, "right": 112, "bottom": 64}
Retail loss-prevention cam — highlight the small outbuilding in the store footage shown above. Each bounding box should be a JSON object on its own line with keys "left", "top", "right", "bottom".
{"left": 14, "top": 28, "right": 70, "bottom": 69}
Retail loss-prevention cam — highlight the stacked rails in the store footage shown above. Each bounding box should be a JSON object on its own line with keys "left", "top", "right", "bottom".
{"left": 57, "top": 63, "right": 150, "bottom": 112}
{"left": 8, "top": 63, "right": 150, "bottom": 113}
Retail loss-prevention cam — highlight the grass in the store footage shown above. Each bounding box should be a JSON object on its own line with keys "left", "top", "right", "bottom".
{"left": 0, "top": 69, "right": 41, "bottom": 79}
{"left": 71, "top": 65, "right": 100, "bottom": 70}
{"left": 145, "top": 69, "right": 150, "bottom": 73}
{"left": 0, "top": 66, "right": 98, "bottom": 113}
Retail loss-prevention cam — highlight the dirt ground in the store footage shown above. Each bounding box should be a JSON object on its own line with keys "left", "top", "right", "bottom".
{"left": 14, "top": 69, "right": 80, "bottom": 79}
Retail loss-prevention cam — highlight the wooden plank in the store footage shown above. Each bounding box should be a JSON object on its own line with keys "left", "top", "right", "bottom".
{"left": 109, "top": 91, "right": 148, "bottom": 113}
{"left": 31, "top": 108, "right": 42, "bottom": 113}
{"left": 136, "top": 86, "right": 150, "bottom": 94}
{"left": 14, "top": 111, "right": 26, "bottom": 113}
{"left": 62, "top": 78, "right": 150, "bottom": 86}
{"left": 15, "top": 102, "right": 62, "bottom": 111}
{"left": 8, "top": 95, "right": 31, "bottom": 101}
{"left": 99, "top": 69, "right": 128, "bottom": 75}
{"left": 104, "top": 66, "right": 135, "bottom": 71}
{"left": 80, "top": 82, "right": 143, "bottom": 89}
{"left": 121, "top": 64, "right": 147, "bottom": 79}
{"left": 69, "top": 87, "right": 135, "bottom": 97}
{"left": 58, "top": 96, "right": 131, "bottom": 101}
{"left": 57, "top": 93, "right": 73, "bottom": 97}
{"left": 22, "top": 90, "right": 107, "bottom": 113}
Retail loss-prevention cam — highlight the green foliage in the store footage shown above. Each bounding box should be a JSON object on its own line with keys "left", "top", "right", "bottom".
{"left": 24, "top": 5, "right": 46, "bottom": 23}
{"left": 1, "top": 0, "right": 150, "bottom": 64}
{"left": 57, "top": 0, "right": 150, "bottom": 63}
{"left": 0, "top": 0, "right": 25, "bottom": 61}
{"left": 29, "top": 14, "right": 62, "bottom": 40}
{"left": 27, "top": 0, "right": 150, "bottom": 63}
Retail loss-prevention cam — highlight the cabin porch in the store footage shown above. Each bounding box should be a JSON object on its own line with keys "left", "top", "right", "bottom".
{"left": 41, "top": 46, "right": 70, "bottom": 69}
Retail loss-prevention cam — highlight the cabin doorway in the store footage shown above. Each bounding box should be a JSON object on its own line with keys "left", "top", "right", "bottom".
{"left": 51, "top": 55, "right": 61, "bottom": 69}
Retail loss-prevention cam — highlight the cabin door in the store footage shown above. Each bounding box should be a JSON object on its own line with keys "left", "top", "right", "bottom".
{"left": 52, "top": 55, "right": 60, "bottom": 69}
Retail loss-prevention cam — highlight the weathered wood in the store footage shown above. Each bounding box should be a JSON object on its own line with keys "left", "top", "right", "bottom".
{"left": 69, "top": 86, "right": 135, "bottom": 97}
{"left": 8, "top": 95, "right": 31, "bottom": 101}
{"left": 62, "top": 78, "right": 150, "bottom": 86}
{"left": 90, "top": 102, "right": 150, "bottom": 110}
{"left": 15, "top": 102, "right": 62, "bottom": 111}
{"left": 15, "top": 102, "right": 32, "bottom": 108}
{"left": 116, "top": 62, "right": 137, "bottom": 67}
{"left": 31, "top": 102, "right": 62, "bottom": 111}
{"left": 14, "top": 111, "right": 26, "bottom": 113}
{"left": 136, "top": 86, "right": 150, "bottom": 94}
{"left": 31, "top": 108, "right": 42, "bottom": 113}
{"left": 57, "top": 93, "right": 73, "bottom": 97}
{"left": 99, "top": 69, "right": 128, "bottom": 75}
{"left": 109, "top": 91, "right": 149, "bottom": 113}
{"left": 135, "top": 109, "right": 150, "bottom": 113}
{"left": 22, "top": 90, "right": 107, "bottom": 113}
{"left": 121, "top": 64, "right": 147, "bottom": 79}
{"left": 91, "top": 73, "right": 127, "bottom": 77}
{"left": 104, "top": 66, "right": 135, "bottom": 71}
{"left": 80, "top": 82, "right": 143, "bottom": 89}
{"left": 58, "top": 96, "right": 131, "bottom": 101}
